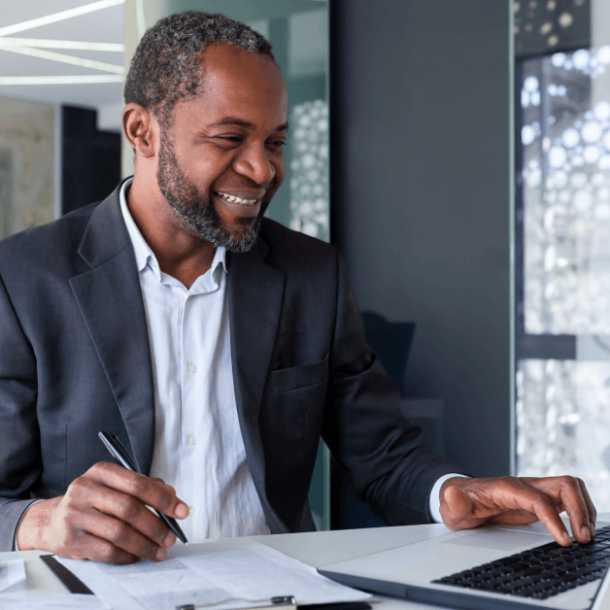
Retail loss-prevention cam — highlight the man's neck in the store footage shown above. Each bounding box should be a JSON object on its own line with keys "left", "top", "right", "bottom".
{"left": 127, "top": 179, "right": 216, "bottom": 289}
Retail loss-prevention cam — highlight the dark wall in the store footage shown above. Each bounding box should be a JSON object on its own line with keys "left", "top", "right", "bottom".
{"left": 331, "top": 0, "right": 512, "bottom": 478}
{"left": 62, "top": 106, "right": 121, "bottom": 215}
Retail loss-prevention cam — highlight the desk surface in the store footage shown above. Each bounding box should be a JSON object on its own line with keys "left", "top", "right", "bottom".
{"left": 4, "top": 515, "right": 609, "bottom": 610}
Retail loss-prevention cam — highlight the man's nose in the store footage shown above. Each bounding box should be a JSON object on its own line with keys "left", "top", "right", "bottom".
{"left": 233, "top": 143, "right": 276, "bottom": 187}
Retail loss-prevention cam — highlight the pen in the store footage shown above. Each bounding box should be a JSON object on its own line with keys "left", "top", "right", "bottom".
{"left": 98, "top": 431, "right": 188, "bottom": 544}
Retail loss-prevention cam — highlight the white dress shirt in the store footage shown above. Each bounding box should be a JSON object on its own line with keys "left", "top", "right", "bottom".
{"left": 120, "top": 180, "right": 268, "bottom": 542}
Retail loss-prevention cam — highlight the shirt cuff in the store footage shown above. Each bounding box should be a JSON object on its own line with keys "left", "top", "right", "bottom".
{"left": 13, "top": 499, "right": 44, "bottom": 551}
{"left": 429, "top": 473, "right": 470, "bottom": 524}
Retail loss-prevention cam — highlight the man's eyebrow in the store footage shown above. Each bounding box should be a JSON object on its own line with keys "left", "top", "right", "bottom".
{"left": 207, "top": 117, "right": 289, "bottom": 132}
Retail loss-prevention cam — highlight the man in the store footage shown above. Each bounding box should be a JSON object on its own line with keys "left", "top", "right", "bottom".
{"left": 0, "top": 13, "right": 596, "bottom": 564}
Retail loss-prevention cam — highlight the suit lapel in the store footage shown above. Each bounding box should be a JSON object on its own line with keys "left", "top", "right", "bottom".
{"left": 69, "top": 184, "right": 155, "bottom": 475}
{"left": 227, "top": 239, "right": 285, "bottom": 523}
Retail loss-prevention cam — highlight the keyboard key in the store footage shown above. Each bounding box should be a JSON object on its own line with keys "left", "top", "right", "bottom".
{"left": 515, "top": 567, "right": 543, "bottom": 577}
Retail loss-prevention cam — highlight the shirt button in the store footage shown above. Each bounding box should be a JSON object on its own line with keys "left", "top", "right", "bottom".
{"left": 187, "top": 296, "right": 193, "bottom": 302}
{"left": 186, "top": 435, "right": 197, "bottom": 445}
{"left": 186, "top": 363, "right": 196, "bottom": 373}
{"left": 189, "top": 506, "right": 196, "bottom": 516}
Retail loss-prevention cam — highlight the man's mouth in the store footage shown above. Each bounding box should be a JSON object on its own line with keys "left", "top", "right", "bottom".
{"left": 214, "top": 191, "right": 261, "bottom": 206}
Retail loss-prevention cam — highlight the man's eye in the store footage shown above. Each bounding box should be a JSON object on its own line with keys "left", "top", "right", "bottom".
{"left": 219, "top": 136, "right": 242, "bottom": 142}
{"left": 270, "top": 141, "right": 286, "bottom": 147}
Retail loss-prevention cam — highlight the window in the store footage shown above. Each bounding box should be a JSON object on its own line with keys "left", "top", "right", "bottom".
{"left": 514, "top": 0, "right": 610, "bottom": 509}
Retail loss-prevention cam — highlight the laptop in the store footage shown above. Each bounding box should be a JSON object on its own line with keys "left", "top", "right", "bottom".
{"left": 318, "top": 522, "right": 610, "bottom": 610}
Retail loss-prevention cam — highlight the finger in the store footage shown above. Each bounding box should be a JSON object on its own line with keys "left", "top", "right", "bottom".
{"left": 78, "top": 480, "right": 177, "bottom": 549}
{"left": 89, "top": 462, "right": 189, "bottom": 519}
{"left": 576, "top": 478, "right": 597, "bottom": 535}
{"left": 441, "top": 485, "right": 484, "bottom": 529}
{"left": 55, "top": 529, "right": 139, "bottom": 565}
{"left": 77, "top": 508, "right": 168, "bottom": 562}
{"left": 516, "top": 486, "right": 572, "bottom": 546}
{"left": 556, "top": 477, "right": 591, "bottom": 543}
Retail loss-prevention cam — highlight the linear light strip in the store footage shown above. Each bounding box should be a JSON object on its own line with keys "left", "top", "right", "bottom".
{"left": 135, "top": 0, "right": 147, "bottom": 39}
{"left": 0, "top": 38, "right": 124, "bottom": 52}
{"left": 0, "top": 45, "right": 124, "bottom": 74}
{"left": 0, "top": 75, "right": 123, "bottom": 85}
{"left": 0, "top": 0, "right": 125, "bottom": 38}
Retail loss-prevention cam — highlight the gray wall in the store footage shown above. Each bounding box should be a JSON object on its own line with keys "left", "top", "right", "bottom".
{"left": 332, "top": 0, "right": 513, "bottom": 477}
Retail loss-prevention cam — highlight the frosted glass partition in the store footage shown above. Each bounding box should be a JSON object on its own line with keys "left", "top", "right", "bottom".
{"left": 514, "top": 0, "right": 610, "bottom": 511}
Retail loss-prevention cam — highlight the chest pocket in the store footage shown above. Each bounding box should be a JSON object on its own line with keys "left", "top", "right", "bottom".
{"left": 264, "top": 355, "right": 329, "bottom": 440}
{"left": 267, "top": 355, "right": 329, "bottom": 393}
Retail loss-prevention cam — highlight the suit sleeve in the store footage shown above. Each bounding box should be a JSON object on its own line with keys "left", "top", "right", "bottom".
{"left": 321, "top": 252, "right": 470, "bottom": 523}
{"left": 0, "top": 273, "right": 41, "bottom": 550}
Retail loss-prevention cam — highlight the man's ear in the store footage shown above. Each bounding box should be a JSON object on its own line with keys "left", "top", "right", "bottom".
{"left": 122, "top": 103, "right": 157, "bottom": 159}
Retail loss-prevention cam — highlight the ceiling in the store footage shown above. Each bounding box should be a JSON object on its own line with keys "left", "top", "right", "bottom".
{"left": 0, "top": 0, "right": 125, "bottom": 131}
{"left": 0, "top": 0, "right": 329, "bottom": 133}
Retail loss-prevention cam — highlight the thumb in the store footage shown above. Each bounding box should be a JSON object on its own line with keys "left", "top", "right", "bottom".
{"left": 443, "top": 485, "right": 475, "bottom": 525}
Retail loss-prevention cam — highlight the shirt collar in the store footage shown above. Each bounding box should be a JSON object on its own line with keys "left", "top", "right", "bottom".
{"left": 119, "top": 178, "right": 227, "bottom": 281}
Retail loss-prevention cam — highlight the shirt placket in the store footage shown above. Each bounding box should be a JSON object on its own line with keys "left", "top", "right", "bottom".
{"left": 181, "top": 288, "right": 205, "bottom": 541}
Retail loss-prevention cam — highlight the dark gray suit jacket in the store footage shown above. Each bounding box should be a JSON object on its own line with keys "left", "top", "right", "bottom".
{"left": 0, "top": 181, "right": 466, "bottom": 550}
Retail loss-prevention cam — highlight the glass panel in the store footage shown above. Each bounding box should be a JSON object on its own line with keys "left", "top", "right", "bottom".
{"left": 521, "top": 48, "right": 610, "bottom": 336}
{"left": 514, "top": 0, "right": 610, "bottom": 511}
{"left": 289, "top": 100, "right": 329, "bottom": 240}
{"left": 517, "top": 359, "right": 610, "bottom": 508}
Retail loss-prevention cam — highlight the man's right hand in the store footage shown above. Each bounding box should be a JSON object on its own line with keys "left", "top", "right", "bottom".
{"left": 16, "top": 462, "right": 189, "bottom": 564}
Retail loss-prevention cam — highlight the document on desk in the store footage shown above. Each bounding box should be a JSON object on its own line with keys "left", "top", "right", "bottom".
{"left": 0, "top": 593, "right": 109, "bottom": 609}
{"left": 57, "top": 540, "right": 372, "bottom": 610}
{"left": 0, "top": 559, "right": 26, "bottom": 592}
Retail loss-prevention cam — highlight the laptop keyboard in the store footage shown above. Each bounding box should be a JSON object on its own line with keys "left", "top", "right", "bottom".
{"left": 432, "top": 525, "right": 610, "bottom": 600}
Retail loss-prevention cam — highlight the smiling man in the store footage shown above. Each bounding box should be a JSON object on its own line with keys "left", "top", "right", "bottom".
{"left": 0, "top": 12, "right": 596, "bottom": 564}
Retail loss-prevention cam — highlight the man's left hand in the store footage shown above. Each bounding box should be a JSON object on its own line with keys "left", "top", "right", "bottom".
{"left": 439, "top": 476, "right": 597, "bottom": 546}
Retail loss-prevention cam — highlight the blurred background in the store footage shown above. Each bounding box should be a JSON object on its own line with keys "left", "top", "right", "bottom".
{"left": 2, "top": 0, "right": 607, "bottom": 532}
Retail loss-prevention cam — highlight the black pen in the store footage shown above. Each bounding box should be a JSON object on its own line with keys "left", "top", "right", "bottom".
{"left": 98, "top": 431, "right": 188, "bottom": 544}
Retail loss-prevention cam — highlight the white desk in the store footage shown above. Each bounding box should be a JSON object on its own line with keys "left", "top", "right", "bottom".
{"left": 3, "top": 515, "right": 609, "bottom": 610}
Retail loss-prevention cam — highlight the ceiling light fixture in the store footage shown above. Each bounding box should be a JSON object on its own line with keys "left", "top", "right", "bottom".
{"left": 0, "top": 45, "right": 124, "bottom": 74}
{"left": 0, "top": 38, "right": 124, "bottom": 52}
{"left": 0, "top": 75, "right": 123, "bottom": 85}
{"left": 0, "top": 0, "right": 125, "bottom": 38}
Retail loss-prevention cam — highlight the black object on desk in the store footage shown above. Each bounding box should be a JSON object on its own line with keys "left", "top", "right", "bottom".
{"left": 177, "top": 595, "right": 297, "bottom": 610}
{"left": 176, "top": 598, "right": 372, "bottom": 610}
{"left": 98, "top": 431, "right": 188, "bottom": 544}
{"left": 40, "top": 555, "right": 93, "bottom": 594}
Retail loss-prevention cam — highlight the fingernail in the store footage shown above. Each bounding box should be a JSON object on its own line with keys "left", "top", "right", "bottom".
{"left": 164, "top": 531, "right": 176, "bottom": 547}
{"left": 176, "top": 503, "right": 189, "bottom": 519}
{"left": 581, "top": 526, "right": 591, "bottom": 542}
{"left": 156, "top": 547, "right": 167, "bottom": 561}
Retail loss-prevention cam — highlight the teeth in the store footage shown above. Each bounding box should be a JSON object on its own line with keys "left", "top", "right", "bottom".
{"left": 217, "top": 192, "right": 259, "bottom": 205}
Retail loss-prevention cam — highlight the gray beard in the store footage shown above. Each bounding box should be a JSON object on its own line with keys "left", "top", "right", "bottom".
{"left": 156, "top": 130, "right": 263, "bottom": 253}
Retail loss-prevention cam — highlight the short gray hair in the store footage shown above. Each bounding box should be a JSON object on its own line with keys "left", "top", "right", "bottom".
{"left": 124, "top": 12, "right": 275, "bottom": 123}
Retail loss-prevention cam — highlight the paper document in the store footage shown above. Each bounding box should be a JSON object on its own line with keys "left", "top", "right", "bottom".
{"left": 0, "top": 593, "right": 109, "bottom": 609}
{"left": 0, "top": 559, "right": 26, "bottom": 592}
{"left": 57, "top": 540, "right": 372, "bottom": 610}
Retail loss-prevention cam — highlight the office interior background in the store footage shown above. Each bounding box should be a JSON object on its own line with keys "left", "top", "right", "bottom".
{"left": 1, "top": 0, "right": 607, "bottom": 530}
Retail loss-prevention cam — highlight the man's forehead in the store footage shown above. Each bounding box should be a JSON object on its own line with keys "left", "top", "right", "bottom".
{"left": 200, "top": 42, "right": 284, "bottom": 89}
{"left": 193, "top": 46, "right": 287, "bottom": 126}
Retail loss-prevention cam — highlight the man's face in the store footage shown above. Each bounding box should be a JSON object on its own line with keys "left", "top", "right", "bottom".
{"left": 156, "top": 43, "right": 288, "bottom": 253}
